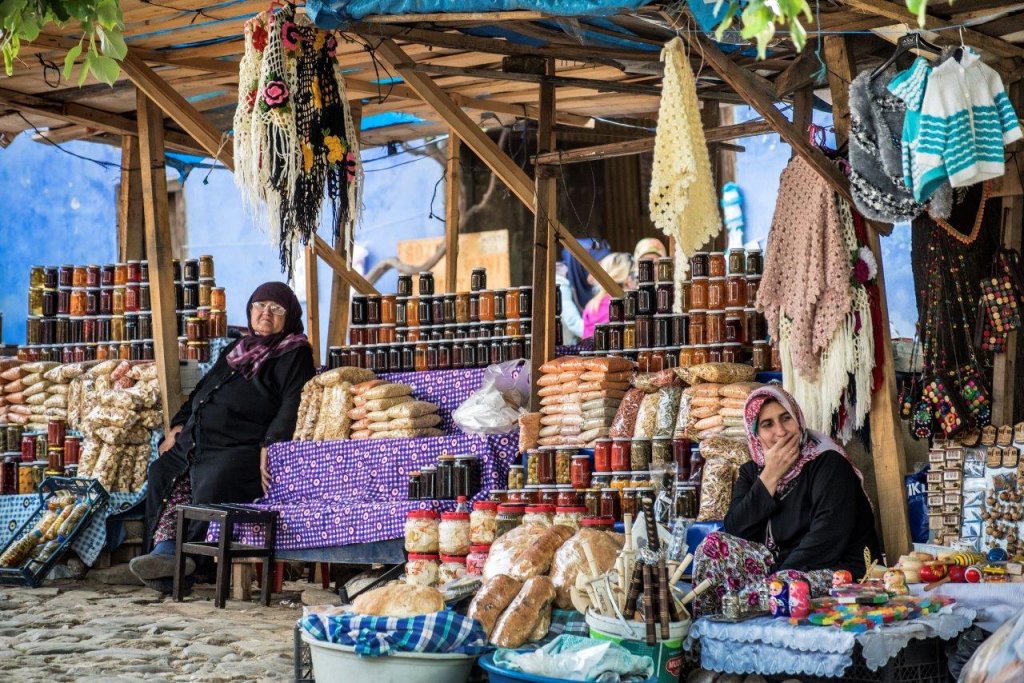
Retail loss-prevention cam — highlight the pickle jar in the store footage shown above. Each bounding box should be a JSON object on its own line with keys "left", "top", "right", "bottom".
{"left": 630, "top": 439, "right": 651, "bottom": 470}
{"left": 651, "top": 437, "right": 672, "bottom": 465}
{"left": 404, "top": 510, "right": 440, "bottom": 553}
{"left": 554, "top": 448, "right": 573, "bottom": 485}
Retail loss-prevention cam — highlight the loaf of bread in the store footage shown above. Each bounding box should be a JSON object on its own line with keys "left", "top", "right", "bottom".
{"left": 490, "top": 576, "right": 557, "bottom": 648}
{"left": 484, "top": 524, "right": 574, "bottom": 581}
{"left": 550, "top": 528, "right": 624, "bottom": 609}
{"left": 350, "top": 582, "right": 444, "bottom": 618}
{"left": 466, "top": 574, "right": 523, "bottom": 636}
{"left": 529, "top": 604, "right": 552, "bottom": 642}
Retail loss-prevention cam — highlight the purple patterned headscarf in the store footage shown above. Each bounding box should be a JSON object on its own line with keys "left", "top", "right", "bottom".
{"left": 226, "top": 281, "right": 310, "bottom": 379}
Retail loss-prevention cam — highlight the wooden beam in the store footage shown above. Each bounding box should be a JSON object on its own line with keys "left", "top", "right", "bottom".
{"left": 370, "top": 36, "right": 624, "bottom": 298}
{"left": 773, "top": 47, "right": 823, "bottom": 98}
{"left": 398, "top": 63, "right": 663, "bottom": 96}
{"left": 445, "top": 131, "right": 461, "bottom": 292}
{"left": 120, "top": 50, "right": 234, "bottom": 169}
{"left": 304, "top": 243, "right": 321, "bottom": 367}
{"left": 0, "top": 87, "right": 206, "bottom": 155}
{"left": 532, "top": 119, "right": 772, "bottom": 166}
{"left": 326, "top": 102, "right": 362, "bottom": 350}
{"left": 118, "top": 136, "right": 145, "bottom": 261}
{"left": 313, "top": 235, "right": 379, "bottom": 296}
{"left": 791, "top": 86, "right": 814, "bottom": 159}
{"left": 825, "top": 34, "right": 911, "bottom": 561}
{"left": 843, "top": 0, "right": 1024, "bottom": 58}
{"left": 531, "top": 59, "right": 558, "bottom": 410}
{"left": 137, "top": 90, "right": 184, "bottom": 430}
{"left": 28, "top": 34, "right": 239, "bottom": 74}
{"left": 682, "top": 30, "right": 858, "bottom": 212}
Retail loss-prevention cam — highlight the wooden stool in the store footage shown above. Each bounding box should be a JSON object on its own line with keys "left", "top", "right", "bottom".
{"left": 173, "top": 503, "right": 279, "bottom": 608}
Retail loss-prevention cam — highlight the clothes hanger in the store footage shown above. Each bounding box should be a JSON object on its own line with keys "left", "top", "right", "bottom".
{"left": 870, "top": 32, "right": 942, "bottom": 79}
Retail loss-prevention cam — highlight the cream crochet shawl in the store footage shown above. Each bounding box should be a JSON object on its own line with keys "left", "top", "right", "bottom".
{"left": 649, "top": 37, "right": 721, "bottom": 270}
{"left": 757, "top": 155, "right": 852, "bottom": 381}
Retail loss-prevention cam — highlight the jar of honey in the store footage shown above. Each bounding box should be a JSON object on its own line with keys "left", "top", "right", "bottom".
{"left": 688, "top": 310, "right": 706, "bottom": 346}
{"left": 722, "top": 343, "right": 742, "bottom": 363}
{"left": 692, "top": 345, "right": 709, "bottom": 365}
{"left": 724, "top": 309, "right": 744, "bottom": 344}
{"left": 690, "top": 277, "right": 708, "bottom": 310}
{"left": 708, "top": 252, "right": 727, "bottom": 278}
{"left": 679, "top": 345, "right": 695, "bottom": 366}
{"left": 770, "top": 343, "right": 783, "bottom": 371}
{"left": 657, "top": 257, "right": 674, "bottom": 283}
{"left": 707, "top": 277, "right": 726, "bottom": 310}
{"left": 708, "top": 345, "right": 723, "bottom": 363}
{"left": 726, "top": 275, "right": 747, "bottom": 308}
{"left": 746, "top": 276, "right": 761, "bottom": 305}
{"left": 69, "top": 288, "right": 87, "bottom": 317}
{"left": 728, "top": 248, "right": 746, "bottom": 275}
{"left": 705, "top": 310, "right": 725, "bottom": 345}
{"left": 745, "top": 248, "right": 763, "bottom": 276}
{"left": 752, "top": 340, "right": 769, "bottom": 371}
{"left": 690, "top": 252, "right": 709, "bottom": 278}
{"left": 745, "top": 307, "right": 767, "bottom": 342}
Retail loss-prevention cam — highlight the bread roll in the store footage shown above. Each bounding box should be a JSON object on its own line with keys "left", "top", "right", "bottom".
{"left": 467, "top": 575, "right": 523, "bottom": 636}
{"left": 490, "top": 576, "right": 557, "bottom": 648}
{"left": 350, "top": 582, "right": 444, "bottom": 618}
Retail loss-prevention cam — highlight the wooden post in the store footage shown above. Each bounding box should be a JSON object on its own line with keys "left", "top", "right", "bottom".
{"left": 136, "top": 89, "right": 184, "bottom": 429}
{"left": 326, "top": 104, "right": 362, "bottom": 349}
{"left": 824, "top": 35, "right": 911, "bottom": 560}
{"left": 117, "top": 135, "right": 145, "bottom": 260}
{"left": 304, "top": 243, "right": 321, "bottom": 367}
{"left": 992, "top": 83, "right": 1024, "bottom": 424}
{"left": 445, "top": 130, "right": 462, "bottom": 292}
{"left": 530, "top": 60, "right": 557, "bottom": 410}
{"left": 791, "top": 86, "right": 814, "bottom": 159}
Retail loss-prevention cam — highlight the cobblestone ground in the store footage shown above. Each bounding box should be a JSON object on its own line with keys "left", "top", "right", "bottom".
{"left": 0, "top": 578, "right": 314, "bottom": 682}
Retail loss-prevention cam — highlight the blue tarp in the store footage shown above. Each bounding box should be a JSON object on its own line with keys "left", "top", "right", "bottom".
{"left": 307, "top": 0, "right": 652, "bottom": 29}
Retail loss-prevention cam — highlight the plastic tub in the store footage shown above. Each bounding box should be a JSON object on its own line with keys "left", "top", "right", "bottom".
{"left": 480, "top": 652, "right": 658, "bottom": 683}
{"left": 585, "top": 611, "right": 689, "bottom": 683}
{"left": 300, "top": 630, "right": 476, "bottom": 683}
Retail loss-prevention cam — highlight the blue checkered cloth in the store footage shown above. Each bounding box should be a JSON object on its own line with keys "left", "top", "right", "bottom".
{"left": 300, "top": 609, "right": 489, "bottom": 657}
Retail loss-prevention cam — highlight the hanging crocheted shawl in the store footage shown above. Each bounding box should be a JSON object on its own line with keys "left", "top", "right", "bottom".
{"left": 649, "top": 37, "right": 722, "bottom": 280}
{"left": 756, "top": 155, "right": 852, "bottom": 382}
{"left": 234, "top": 6, "right": 362, "bottom": 276}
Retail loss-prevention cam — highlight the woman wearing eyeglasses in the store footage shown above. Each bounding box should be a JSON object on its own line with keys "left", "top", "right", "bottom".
{"left": 130, "top": 282, "right": 316, "bottom": 592}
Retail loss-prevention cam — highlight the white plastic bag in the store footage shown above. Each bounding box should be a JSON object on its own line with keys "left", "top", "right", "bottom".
{"left": 453, "top": 360, "right": 530, "bottom": 435}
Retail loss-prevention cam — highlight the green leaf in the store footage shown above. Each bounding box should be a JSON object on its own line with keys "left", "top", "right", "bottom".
{"left": 99, "top": 27, "right": 126, "bottom": 60}
{"left": 790, "top": 18, "right": 807, "bottom": 52}
{"left": 19, "top": 13, "right": 40, "bottom": 40}
{"left": 62, "top": 39, "right": 81, "bottom": 80}
{"left": 95, "top": 0, "right": 121, "bottom": 30}
{"left": 714, "top": 3, "right": 739, "bottom": 40}
{"left": 905, "top": 0, "right": 928, "bottom": 27}
{"left": 78, "top": 48, "right": 92, "bottom": 86}
{"left": 90, "top": 53, "right": 119, "bottom": 85}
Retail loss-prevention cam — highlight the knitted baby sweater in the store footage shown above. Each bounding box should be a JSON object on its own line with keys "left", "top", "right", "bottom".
{"left": 912, "top": 49, "right": 1021, "bottom": 201}
{"left": 756, "top": 155, "right": 852, "bottom": 381}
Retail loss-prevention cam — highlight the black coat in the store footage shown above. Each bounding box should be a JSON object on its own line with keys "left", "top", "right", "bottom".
{"left": 723, "top": 451, "right": 882, "bottom": 577}
{"left": 144, "top": 340, "right": 316, "bottom": 543}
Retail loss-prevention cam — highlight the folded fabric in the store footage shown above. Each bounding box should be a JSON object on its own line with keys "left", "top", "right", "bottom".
{"left": 493, "top": 634, "right": 654, "bottom": 682}
{"left": 300, "top": 608, "right": 488, "bottom": 657}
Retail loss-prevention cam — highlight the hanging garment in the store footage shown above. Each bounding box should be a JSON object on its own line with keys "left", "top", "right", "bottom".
{"left": 756, "top": 155, "right": 852, "bottom": 382}
{"left": 848, "top": 61, "right": 952, "bottom": 223}
{"left": 912, "top": 48, "right": 1021, "bottom": 201}
{"left": 649, "top": 37, "right": 722, "bottom": 270}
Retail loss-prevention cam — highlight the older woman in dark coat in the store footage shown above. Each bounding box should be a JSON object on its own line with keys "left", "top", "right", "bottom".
{"left": 130, "top": 282, "right": 315, "bottom": 589}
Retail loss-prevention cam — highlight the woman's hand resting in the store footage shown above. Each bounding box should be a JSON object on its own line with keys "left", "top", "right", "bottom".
{"left": 159, "top": 425, "right": 182, "bottom": 455}
{"left": 759, "top": 431, "right": 801, "bottom": 496}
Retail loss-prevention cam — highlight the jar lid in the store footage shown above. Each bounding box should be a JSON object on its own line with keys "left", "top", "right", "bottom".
{"left": 601, "top": 487, "right": 619, "bottom": 493}
{"left": 629, "top": 438, "right": 650, "bottom": 443}
{"left": 440, "top": 554, "right": 467, "bottom": 564}
{"left": 555, "top": 506, "right": 588, "bottom": 513}
{"left": 581, "top": 516, "right": 616, "bottom": 527}
{"left": 497, "top": 504, "right": 527, "bottom": 513}
{"left": 525, "top": 505, "right": 556, "bottom": 514}
{"left": 690, "top": 276, "right": 708, "bottom": 281}
{"left": 724, "top": 307, "right": 744, "bottom": 313}
{"left": 472, "top": 501, "right": 498, "bottom": 512}
{"left": 407, "top": 510, "right": 439, "bottom": 520}
{"left": 407, "top": 553, "right": 439, "bottom": 561}
{"left": 612, "top": 470, "right": 632, "bottom": 475}
{"left": 441, "top": 511, "right": 470, "bottom": 521}
{"left": 469, "top": 544, "right": 491, "bottom": 553}
{"left": 455, "top": 454, "right": 478, "bottom": 461}
{"left": 611, "top": 437, "right": 631, "bottom": 443}
{"left": 747, "top": 275, "right": 762, "bottom": 280}
{"left": 571, "top": 454, "right": 590, "bottom": 460}
{"left": 595, "top": 437, "right": 612, "bottom": 443}
{"left": 753, "top": 339, "right": 768, "bottom": 345}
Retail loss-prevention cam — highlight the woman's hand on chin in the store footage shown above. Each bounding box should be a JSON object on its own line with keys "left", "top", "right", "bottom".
{"left": 759, "top": 431, "right": 800, "bottom": 495}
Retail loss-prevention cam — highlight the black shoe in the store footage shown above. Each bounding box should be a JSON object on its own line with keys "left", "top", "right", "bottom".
{"left": 129, "top": 553, "right": 195, "bottom": 581}
{"left": 141, "top": 576, "right": 194, "bottom": 596}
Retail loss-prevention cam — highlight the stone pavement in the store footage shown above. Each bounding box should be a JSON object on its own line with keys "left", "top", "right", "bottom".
{"left": 0, "top": 576, "right": 318, "bottom": 682}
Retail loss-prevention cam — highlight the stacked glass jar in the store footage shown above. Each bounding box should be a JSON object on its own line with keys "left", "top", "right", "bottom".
{"left": 20, "top": 257, "right": 227, "bottom": 364}
{"left": 327, "top": 267, "right": 543, "bottom": 372}
{"left": 0, "top": 420, "right": 81, "bottom": 497}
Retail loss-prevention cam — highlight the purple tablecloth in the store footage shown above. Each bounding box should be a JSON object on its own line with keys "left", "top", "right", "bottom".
{"left": 224, "top": 368, "right": 519, "bottom": 551}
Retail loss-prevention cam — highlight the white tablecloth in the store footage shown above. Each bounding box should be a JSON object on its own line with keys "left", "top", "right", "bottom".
{"left": 910, "top": 583, "right": 1024, "bottom": 632}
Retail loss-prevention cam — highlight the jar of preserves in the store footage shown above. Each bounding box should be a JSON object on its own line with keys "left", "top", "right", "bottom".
{"left": 599, "top": 489, "right": 621, "bottom": 521}
{"left": 553, "top": 506, "right": 586, "bottom": 530}
{"left": 418, "top": 271, "right": 435, "bottom": 296}
{"left": 653, "top": 314, "right": 673, "bottom": 348}
{"left": 404, "top": 510, "right": 439, "bottom": 553}
{"left": 177, "top": 259, "right": 194, "bottom": 282}
{"left": 524, "top": 504, "right": 555, "bottom": 527}
{"left": 708, "top": 252, "right": 727, "bottom": 278}
{"left": 770, "top": 342, "right": 782, "bottom": 371}
{"left": 593, "top": 439, "right": 611, "bottom": 472}
{"left": 439, "top": 511, "right": 471, "bottom": 555}
{"left": 724, "top": 310, "right": 744, "bottom": 344}
{"left": 466, "top": 545, "right": 490, "bottom": 576}
{"left": 722, "top": 343, "right": 742, "bottom": 363}
{"left": 610, "top": 471, "right": 631, "bottom": 494}
{"left": 707, "top": 277, "right": 726, "bottom": 310}
{"left": 675, "top": 484, "right": 698, "bottom": 519}
{"left": 745, "top": 248, "right": 763, "bottom": 276}
{"left": 672, "top": 437, "right": 693, "bottom": 480}
{"left": 708, "top": 345, "right": 723, "bottom": 363}
{"left": 608, "top": 323, "right": 624, "bottom": 351}
{"left": 70, "top": 266, "right": 86, "bottom": 288}
{"left": 637, "top": 284, "right": 656, "bottom": 316}
{"left": 518, "top": 286, "right": 533, "bottom": 318}
{"left": 635, "top": 315, "right": 653, "bottom": 348}
{"left": 706, "top": 311, "right": 724, "bottom": 345}
{"left": 405, "top": 554, "right": 439, "bottom": 587}
{"left": 678, "top": 346, "right": 694, "bottom": 367}
{"left": 69, "top": 288, "right": 86, "bottom": 317}
{"left": 690, "top": 277, "right": 708, "bottom": 310}
{"left": 610, "top": 439, "right": 631, "bottom": 472}
{"left": 752, "top": 340, "right": 769, "bottom": 371}
{"left": 726, "top": 275, "right": 747, "bottom": 308}
{"left": 630, "top": 439, "right": 651, "bottom": 470}
{"left": 536, "top": 448, "right": 555, "bottom": 485}
{"left": 690, "top": 252, "right": 709, "bottom": 278}
{"left": 539, "top": 487, "right": 558, "bottom": 506}
{"left": 728, "top": 248, "right": 746, "bottom": 275}
{"left": 32, "top": 265, "right": 49, "bottom": 288}
{"left": 570, "top": 454, "right": 592, "bottom": 489}
{"left": 496, "top": 503, "right": 526, "bottom": 537}
{"left": 746, "top": 276, "right": 761, "bottom": 305}
{"left": 507, "top": 464, "right": 525, "bottom": 491}
{"left": 656, "top": 282, "right": 674, "bottom": 315}
{"left": 691, "top": 345, "right": 709, "bottom": 365}
{"left": 621, "top": 488, "right": 637, "bottom": 519}
{"left": 112, "top": 286, "right": 125, "bottom": 316}
{"left": 470, "top": 501, "right": 497, "bottom": 545}
{"left": 688, "top": 311, "right": 706, "bottom": 346}
{"left": 657, "top": 257, "right": 674, "bottom": 283}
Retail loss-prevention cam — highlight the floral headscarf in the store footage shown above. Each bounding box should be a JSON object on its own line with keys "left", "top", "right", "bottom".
{"left": 743, "top": 385, "right": 866, "bottom": 495}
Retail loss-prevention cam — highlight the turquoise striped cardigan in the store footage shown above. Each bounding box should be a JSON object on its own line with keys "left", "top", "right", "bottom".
{"left": 890, "top": 49, "right": 1020, "bottom": 204}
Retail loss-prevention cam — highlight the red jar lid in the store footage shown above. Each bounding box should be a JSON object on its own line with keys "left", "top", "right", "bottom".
{"left": 441, "top": 511, "right": 470, "bottom": 521}
{"left": 473, "top": 501, "right": 498, "bottom": 512}
{"left": 440, "top": 554, "right": 467, "bottom": 564}
{"left": 407, "top": 510, "right": 439, "bottom": 520}
{"left": 581, "top": 516, "right": 616, "bottom": 527}
{"left": 525, "top": 505, "right": 556, "bottom": 514}
{"left": 469, "top": 544, "right": 491, "bottom": 553}
{"left": 555, "top": 506, "right": 588, "bottom": 514}
{"left": 407, "top": 553, "right": 439, "bottom": 561}
{"left": 497, "top": 503, "right": 527, "bottom": 514}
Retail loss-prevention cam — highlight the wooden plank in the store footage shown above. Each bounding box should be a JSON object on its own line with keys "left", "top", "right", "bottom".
{"left": 531, "top": 119, "right": 772, "bottom": 165}
{"left": 304, "top": 243, "right": 321, "bottom": 367}
{"left": 28, "top": 34, "right": 239, "bottom": 74}
{"left": 682, "top": 30, "right": 857, "bottom": 210}
{"left": 397, "top": 231, "right": 510, "bottom": 292}
{"left": 325, "top": 101, "right": 361, "bottom": 350}
{"left": 137, "top": 90, "right": 185, "bottom": 430}
{"left": 370, "top": 37, "right": 624, "bottom": 298}
{"left": 118, "top": 136, "right": 145, "bottom": 261}
{"left": 843, "top": 0, "right": 1024, "bottom": 58}
{"left": 399, "top": 63, "right": 663, "bottom": 96}
{"left": 531, "top": 59, "right": 557, "bottom": 410}
{"left": 313, "top": 235, "right": 379, "bottom": 296}
{"left": 120, "top": 50, "right": 234, "bottom": 169}
{"left": 825, "top": 34, "right": 911, "bottom": 561}
{"left": 791, "top": 86, "right": 814, "bottom": 159}
{"left": 445, "top": 131, "right": 461, "bottom": 292}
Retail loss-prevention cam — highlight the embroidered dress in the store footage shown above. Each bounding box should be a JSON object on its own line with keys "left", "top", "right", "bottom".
{"left": 912, "top": 49, "right": 1021, "bottom": 201}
